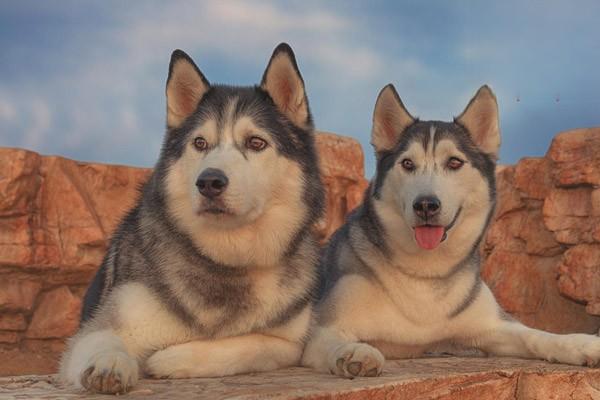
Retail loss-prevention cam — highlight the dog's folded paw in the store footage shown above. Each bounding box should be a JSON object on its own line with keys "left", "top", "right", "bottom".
{"left": 80, "top": 351, "right": 139, "bottom": 394}
{"left": 329, "top": 342, "right": 384, "bottom": 378}
{"left": 145, "top": 346, "right": 193, "bottom": 379}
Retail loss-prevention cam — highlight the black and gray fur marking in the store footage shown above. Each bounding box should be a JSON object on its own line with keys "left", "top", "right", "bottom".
{"left": 80, "top": 45, "right": 325, "bottom": 339}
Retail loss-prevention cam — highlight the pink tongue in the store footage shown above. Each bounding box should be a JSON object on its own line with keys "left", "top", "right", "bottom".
{"left": 414, "top": 226, "right": 445, "bottom": 250}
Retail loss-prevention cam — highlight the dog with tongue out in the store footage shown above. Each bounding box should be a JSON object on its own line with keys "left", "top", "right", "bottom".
{"left": 303, "top": 84, "right": 600, "bottom": 378}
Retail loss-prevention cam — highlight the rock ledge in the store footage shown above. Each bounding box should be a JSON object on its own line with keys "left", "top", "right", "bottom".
{"left": 1, "top": 357, "right": 599, "bottom": 399}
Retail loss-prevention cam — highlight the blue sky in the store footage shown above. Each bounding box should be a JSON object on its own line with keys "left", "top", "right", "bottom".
{"left": 1, "top": 1, "right": 599, "bottom": 176}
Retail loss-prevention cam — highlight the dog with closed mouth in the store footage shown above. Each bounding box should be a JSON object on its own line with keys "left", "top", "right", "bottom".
{"left": 60, "top": 43, "right": 324, "bottom": 394}
{"left": 302, "top": 84, "right": 600, "bottom": 378}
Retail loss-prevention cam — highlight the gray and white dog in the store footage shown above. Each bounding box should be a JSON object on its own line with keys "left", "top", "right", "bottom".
{"left": 302, "top": 84, "right": 600, "bottom": 377}
{"left": 60, "top": 43, "right": 324, "bottom": 394}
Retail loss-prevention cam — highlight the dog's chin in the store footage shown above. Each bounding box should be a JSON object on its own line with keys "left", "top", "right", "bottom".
{"left": 197, "top": 206, "right": 234, "bottom": 216}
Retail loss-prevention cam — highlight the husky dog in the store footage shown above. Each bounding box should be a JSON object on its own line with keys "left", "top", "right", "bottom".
{"left": 60, "top": 43, "right": 324, "bottom": 394}
{"left": 303, "top": 84, "right": 600, "bottom": 378}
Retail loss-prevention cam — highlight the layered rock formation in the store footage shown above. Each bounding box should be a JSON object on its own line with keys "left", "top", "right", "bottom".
{"left": 482, "top": 128, "right": 600, "bottom": 333}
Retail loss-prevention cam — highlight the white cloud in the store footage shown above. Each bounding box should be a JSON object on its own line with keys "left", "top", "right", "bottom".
{"left": 0, "top": 0, "right": 431, "bottom": 170}
{"left": 206, "top": 1, "right": 348, "bottom": 32}
{"left": 23, "top": 99, "right": 52, "bottom": 149}
{"left": 116, "top": 0, "right": 388, "bottom": 80}
{"left": 119, "top": 106, "right": 139, "bottom": 133}
{"left": 0, "top": 95, "right": 16, "bottom": 122}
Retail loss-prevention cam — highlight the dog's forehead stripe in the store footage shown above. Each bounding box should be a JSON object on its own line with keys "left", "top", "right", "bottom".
{"left": 428, "top": 124, "right": 436, "bottom": 155}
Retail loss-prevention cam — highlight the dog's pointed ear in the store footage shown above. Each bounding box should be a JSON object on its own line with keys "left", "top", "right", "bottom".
{"left": 166, "top": 50, "right": 210, "bottom": 129}
{"left": 371, "top": 84, "right": 416, "bottom": 153}
{"left": 261, "top": 43, "right": 311, "bottom": 129}
{"left": 455, "top": 85, "right": 500, "bottom": 157}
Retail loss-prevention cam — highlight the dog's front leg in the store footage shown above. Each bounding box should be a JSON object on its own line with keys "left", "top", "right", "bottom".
{"left": 302, "top": 326, "right": 385, "bottom": 378}
{"left": 470, "top": 321, "right": 600, "bottom": 366}
{"left": 145, "top": 333, "right": 302, "bottom": 378}
{"left": 461, "top": 286, "right": 600, "bottom": 366}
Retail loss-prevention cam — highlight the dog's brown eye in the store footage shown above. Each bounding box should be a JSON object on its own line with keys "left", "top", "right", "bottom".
{"left": 246, "top": 136, "right": 268, "bottom": 152}
{"left": 447, "top": 157, "right": 464, "bottom": 170}
{"left": 193, "top": 137, "right": 208, "bottom": 151}
{"left": 401, "top": 158, "right": 415, "bottom": 171}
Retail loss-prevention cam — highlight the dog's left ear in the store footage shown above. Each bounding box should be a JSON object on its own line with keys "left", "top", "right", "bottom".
{"left": 455, "top": 85, "right": 500, "bottom": 158}
{"left": 261, "top": 43, "right": 311, "bottom": 129}
{"left": 371, "top": 84, "right": 416, "bottom": 153}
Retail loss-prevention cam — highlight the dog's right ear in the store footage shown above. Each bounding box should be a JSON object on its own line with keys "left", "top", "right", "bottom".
{"left": 371, "top": 84, "right": 415, "bottom": 153}
{"left": 166, "top": 50, "right": 210, "bottom": 129}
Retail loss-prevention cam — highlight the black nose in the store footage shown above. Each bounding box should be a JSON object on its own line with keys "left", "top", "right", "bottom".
{"left": 413, "top": 196, "right": 441, "bottom": 219}
{"left": 196, "top": 168, "right": 229, "bottom": 198}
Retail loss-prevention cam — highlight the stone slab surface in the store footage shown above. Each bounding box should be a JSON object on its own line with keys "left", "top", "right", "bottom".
{"left": 1, "top": 357, "right": 600, "bottom": 400}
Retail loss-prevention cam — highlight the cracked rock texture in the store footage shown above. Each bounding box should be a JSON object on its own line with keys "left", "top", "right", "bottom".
{"left": 1, "top": 127, "right": 600, "bottom": 382}
{"left": 482, "top": 128, "right": 600, "bottom": 333}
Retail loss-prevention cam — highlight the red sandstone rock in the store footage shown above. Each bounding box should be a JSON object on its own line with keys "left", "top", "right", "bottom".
{"left": 25, "top": 286, "right": 81, "bottom": 339}
{"left": 484, "top": 211, "right": 527, "bottom": 254}
{"left": 0, "top": 331, "right": 20, "bottom": 344}
{"left": 483, "top": 148, "right": 600, "bottom": 334}
{"left": 0, "top": 148, "right": 41, "bottom": 217}
{"left": 513, "top": 157, "right": 552, "bottom": 200}
{"left": 0, "top": 280, "right": 41, "bottom": 312}
{"left": 316, "top": 132, "right": 366, "bottom": 186}
{"left": 0, "top": 314, "right": 27, "bottom": 331}
{"left": 558, "top": 244, "right": 600, "bottom": 315}
{"left": 493, "top": 165, "right": 523, "bottom": 218}
{"left": 22, "top": 338, "right": 66, "bottom": 354}
{"left": 592, "top": 188, "right": 600, "bottom": 216}
{"left": 0, "top": 349, "right": 59, "bottom": 376}
{"left": 0, "top": 148, "right": 149, "bottom": 276}
{"left": 543, "top": 187, "right": 599, "bottom": 244}
{"left": 482, "top": 251, "right": 599, "bottom": 333}
{"left": 519, "top": 208, "right": 563, "bottom": 256}
{"left": 548, "top": 127, "right": 600, "bottom": 186}
{"left": 544, "top": 187, "right": 593, "bottom": 217}
{"left": 482, "top": 251, "right": 545, "bottom": 315}
{"left": 315, "top": 131, "right": 368, "bottom": 240}
{"left": 30, "top": 156, "right": 149, "bottom": 272}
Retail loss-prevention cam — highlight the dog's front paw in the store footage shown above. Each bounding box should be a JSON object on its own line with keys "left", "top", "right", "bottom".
{"left": 145, "top": 345, "right": 194, "bottom": 379}
{"left": 80, "top": 351, "right": 139, "bottom": 394}
{"left": 328, "top": 342, "right": 384, "bottom": 378}
{"left": 552, "top": 334, "right": 600, "bottom": 366}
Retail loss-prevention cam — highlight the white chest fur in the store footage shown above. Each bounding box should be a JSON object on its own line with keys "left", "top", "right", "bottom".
{"left": 328, "top": 265, "right": 480, "bottom": 346}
